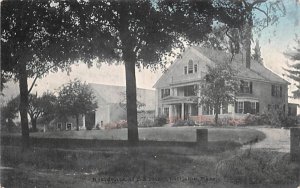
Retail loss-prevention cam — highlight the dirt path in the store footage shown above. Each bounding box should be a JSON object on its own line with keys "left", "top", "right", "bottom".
{"left": 243, "top": 127, "right": 290, "bottom": 153}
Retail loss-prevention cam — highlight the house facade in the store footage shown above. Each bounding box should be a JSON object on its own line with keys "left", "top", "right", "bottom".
{"left": 153, "top": 47, "right": 289, "bottom": 123}
{"left": 88, "top": 83, "right": 156, "bottom": 128}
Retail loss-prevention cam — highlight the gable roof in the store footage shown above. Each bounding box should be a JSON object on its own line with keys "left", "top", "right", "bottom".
{"left": 88, "top": 83, "right": 155, "bottom": 111}
{"left": 153, "top": 46, "right": 289, "bottom": 88}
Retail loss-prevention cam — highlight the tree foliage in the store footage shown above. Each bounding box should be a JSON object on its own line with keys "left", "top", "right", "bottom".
{"left": 208, "top": 0, "right": 285, "bottom": 64}
{"left": 284, "top": 37, "right": 300, "bottom": 98}
{"left": 28, "top": 92, "right": 57, "bottom": 132}
{"left": 252, "top": 39, "right": 263, "bottom": 64}
{"left": 55, "top": 0, "right": 217, "bottom": 143}
{"left": 1, "top": 0, "right": 90, "bottom": 147}
{"left": 57, "top": 79, "right": 98, "bottom": 131}
{"left": 0, "top": 96, "right": 20, "bottom": 132}
{"left": 199, "top": 62, "right": 239, "bottom": 125}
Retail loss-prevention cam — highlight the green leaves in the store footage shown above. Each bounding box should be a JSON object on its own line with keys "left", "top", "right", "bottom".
{"left": 56, "top": 79, "right": 98, "bottom": 119}
{"left": 199, "top": 61, "right": 239, "bottom": 114}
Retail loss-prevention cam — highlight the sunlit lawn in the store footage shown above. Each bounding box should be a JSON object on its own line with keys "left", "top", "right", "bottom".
{"left": 29, "top": 126, "right": 265, "bottom": 144}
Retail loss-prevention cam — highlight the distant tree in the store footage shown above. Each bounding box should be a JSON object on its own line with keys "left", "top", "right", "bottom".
{"left": 0, "top": 96, "right": 19, "bottom": 132}
{"left": 284, "top": 37, "right": 300, "bottom": 98}
{"left": 212, "top": 0, "right": 286, "bottom": 64}
{"left": 252, "top": 39, "right": 263, "bottom": 64}
{"left": 57, "top": 79, "right": 98, "bottom": 131}
{"left": 199, "top": 62, "right": 239, "bottom": 125}
{"left": 28, "top": 92, "right": 57, "bottom": 132}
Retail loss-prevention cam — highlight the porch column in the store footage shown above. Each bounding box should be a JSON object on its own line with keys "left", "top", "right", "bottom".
{"left": 169, "top": 105, "right": 173, "bottom": 123}
{"left": 181, "top": 103, "right": 185, "bottom": 120}
{"left": 82, "top": 115, "right": 86, "bottom": 129}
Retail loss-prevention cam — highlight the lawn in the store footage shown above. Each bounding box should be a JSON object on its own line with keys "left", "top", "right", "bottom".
{"left": 29, "top": 126, "right": 265, "bottom": 145}
{"left": 2, "top": 127, "right": 299, "bottom": 188}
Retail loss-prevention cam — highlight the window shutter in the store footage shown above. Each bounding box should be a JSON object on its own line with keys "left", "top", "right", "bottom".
{"left": 235, "top": 102, "right": 238, "bottom": 113}
{"left": 280, "top": 86, "right": 282, "bottom": 97}
{"left": 250, "top": 82, "right": 253, "bottom": 94}
{"left": 271, "top": 85, "right": 275, "bottom": 96}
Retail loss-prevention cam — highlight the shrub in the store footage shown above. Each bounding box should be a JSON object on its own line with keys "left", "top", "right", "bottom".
{"left": 281, "top": 116, "right": 297, "bottom": 128}
{"left": 173, "top": 119, "right": 195, "bottom": 127}
{"left": 104, "top": 120, "right": 127, "bottom": 130}
{"left": 258, "top": 106, "right": 298, "bottom": 127}
{"left": 138, "top": 118, "right": 154, "bottom": 127}
{"left": 153, "top": 116, "right": 167, "bottom": 127}
{"left": 243, "top": 114, "right": 260, "bottom": 126}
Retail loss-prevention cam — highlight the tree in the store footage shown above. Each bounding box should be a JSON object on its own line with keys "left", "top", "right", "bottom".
{"left": 212, "top": 0, "right": 286, "bottom": 64}
{"left": 284, "top": 37, "right": 300, "bottom": 98}
{"left": 0, "top": 96, "right": 20, "bottom": 132}
{"left": 57, "top": 79, "right": 98, "bottom": 131}
{"left": 28, "top": 92, "right": 57, "bottom": 132}
{"left": 59, "top": 1, "right": 217, "bottom": 143}
{"left": 199, "top": 62, "right": 239, "bottom": 125}
{"left": 252, "top": 39, "right": 263, "bottom": 64}
{"left": 1, "top": 1, "right": 91, "bottom": 147}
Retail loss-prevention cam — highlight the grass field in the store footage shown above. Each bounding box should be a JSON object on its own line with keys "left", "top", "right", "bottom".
{"left": 2, "top": 127, "right": 299, "bottom": 188}
{"left": 29, "top": 126, "right": 265, "bottom": 145}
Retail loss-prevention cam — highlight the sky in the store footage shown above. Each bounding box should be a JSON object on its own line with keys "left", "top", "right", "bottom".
{"left": 2, "top": 1, "right": 300, "bottom": 103}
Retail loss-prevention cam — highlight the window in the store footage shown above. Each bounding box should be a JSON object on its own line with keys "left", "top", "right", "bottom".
{"left": 271, "top": 85, "right": 282, "bottom": 97}
{"left": 161, "top": 88, "right": 170, "bottom": 98}
{"left": 188, "top": 60, "right": 193, "bottom": 74}
{"left": 202, "top": 104, "right": 213, "bottom": 115}
{"left": 238, "top": 102, "right": 244, "bottom": 113}
{"left": 164, "top": 107, "right": 169, "bottom": 117}
{"left": 66, "top": 123, "right": 72, "bottom": 130}
{"left": 57, "top": 123, "right": 62, "bottom": 130}
{"left": 184, "top": 66, "right": 187, "bottom": 74}
{"left": 250, "top": 102, "right": 256, "bottom": 114}
{"left": 236, "top": 101, "right": 259, "bottom": 114}
{"left": 184, "top": 85, "right": 197, "bottom": 96}
{"left": 194, "top": 64, "right": 198, "bottom": 73}
{"left": 251, "top": 102, "right": 256, "bottom": 110}
{"left": 240, "top": 80, "right": 252, "bottom": 94}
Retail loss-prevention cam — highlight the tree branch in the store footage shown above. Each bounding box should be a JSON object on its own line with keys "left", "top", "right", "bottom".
{"left": 253, "top": 6, "right": 270, "bottom": 25}
{"left": 27, "top": 64, "right": 56, "bottom": 94}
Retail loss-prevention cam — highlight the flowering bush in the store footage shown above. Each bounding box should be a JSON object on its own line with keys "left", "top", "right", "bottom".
{"left": 104, "top": 120, "right": 127, "bottom": 130}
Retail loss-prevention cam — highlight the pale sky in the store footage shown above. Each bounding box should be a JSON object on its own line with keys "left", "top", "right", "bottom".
{"left": 3, "top": 1, "right": 300, "bottom": 104}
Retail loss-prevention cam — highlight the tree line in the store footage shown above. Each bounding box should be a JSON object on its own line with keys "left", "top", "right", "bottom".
{"left": 1, "top": 79, "right": 97, "bottom": 132}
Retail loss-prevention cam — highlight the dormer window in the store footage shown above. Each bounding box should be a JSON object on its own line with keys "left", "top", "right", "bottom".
{"left": 240, "top": 80, "right": 252, "bottom": 94}
{"left": 184, "top": 60, "right": 197, "bottom": 74}
{"left": 188, "top": 60, "right": 193, "bottom": 74}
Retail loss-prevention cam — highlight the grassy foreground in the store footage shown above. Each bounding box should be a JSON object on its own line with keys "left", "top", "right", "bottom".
{"left": 29, "top": 127, "right": 265, "bottom": 144}
{"left": 2, "top": 127, "right": 298, "bottom": 187}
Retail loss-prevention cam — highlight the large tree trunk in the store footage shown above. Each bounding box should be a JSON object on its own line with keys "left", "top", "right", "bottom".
{"left": 76, "top": 115, "right": 79, "bottom": 131}
{"left": 214, "top": 112, "right": 219, "bottom": 125}
{"left": 19, "top": 62, "right": 30, "bottom": 149}
{"left": 119, "top": 2, "right": 139, "bottom": 144}
{"left": 124, "top": 55, "right": 139, "bottom": 144}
